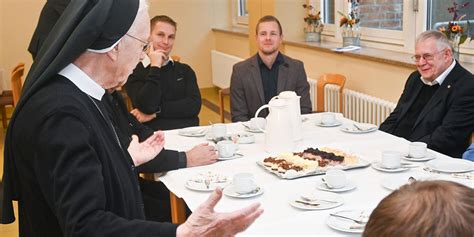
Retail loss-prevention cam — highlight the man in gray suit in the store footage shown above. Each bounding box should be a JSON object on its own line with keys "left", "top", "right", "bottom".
{"left": 230, "top": 15, "right": 312, "bottom": 122}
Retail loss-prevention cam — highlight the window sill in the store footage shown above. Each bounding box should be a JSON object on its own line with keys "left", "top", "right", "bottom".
{"left": 212, "top": 27, "right": 474, "bottom": 73}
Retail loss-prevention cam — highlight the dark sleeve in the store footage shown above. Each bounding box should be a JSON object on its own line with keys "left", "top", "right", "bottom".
{"left": 418, "top": 77, "right": 474, "bottom": 156}
{"left": 379, "top": 73, "right": 415, "bottom": 133}
{"left": 295, "top": 61, "right": 312, "bottom": 114}
{"left": 137, "top": 150, "right": 187, "bottom": 173}
{"left": 159, "top": 64, "right": 202, "bottom": 118}
{"left": 230, "top": 63, "right": 250, "bottom": 122}
{"left": 35, "top": 111, "right": 178, "bottom": 236}
{"left": 124, "top": 64, "right": 162, "bottom": 114}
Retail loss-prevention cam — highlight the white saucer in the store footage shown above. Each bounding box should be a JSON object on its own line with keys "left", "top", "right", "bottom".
{"left": 340, "top": 123, "right": 378, "bottom": 134}
{"left": 178, "top": 127, "right": 208, "bottom": 137}
{"left": 223, "top": 185, "right": 264, "bottom": 198}
{"left": 315, "top": 120, "right": 343, "bottom": 127}
{"left": 381, "top": 172, "right": 438, "bottom": 191}
{"left": 185, "top": 172, "right": 229, "bottom": 192}
{"left": 371, "top": 161, "right": 409, "bottom": 173}
{"left": 218, "top": 153, "right": 244, "bottom": 161}
{"left": 244, "top": 127, "right": 263, "bottom": 133}
{"left": 317, "top": 180, "right": 356, "bottom": 192}
{"left": 326, "top": 209, "right": 371, "bottom": 233}
{"left": 426, "top": 159, "right": 474, "bottom": 173}
{"left": 289, "top": 191, "right": 344, "bottom": 210}
{"left": 403, "top": 151, "right": 436, "bottom": 162}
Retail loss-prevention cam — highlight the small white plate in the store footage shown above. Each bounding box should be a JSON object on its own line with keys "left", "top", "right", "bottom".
{"left": 340, "top": 123, "right": 378, "bottom": 134}
{"left": 218, "top": 153, "right": 244, "bottom": 161}
{"left": 426, "top": 158, "right": 474, "bottom": 173}
{"left": 178, "top": 127, "right": 208, "bottom": 137}
{"left": 317, "top": 180, "right": 356, "bottom": 192}
{"left": 288, "top": 191, "right": 344, "bottom": 210}
{"left": 371, "top": 161, "right": 409, "bottom": 173}
{"left": 223, "top": 185, "right": 264, "bottom": 198}
{"left": 381, "top": 172, "right": 438, "bottom": 191}
{"left": 315, "top": 120, "right": 343, "bottom": 127}
{"left": 185, "top": 180, "right": 229, "bottom": 192}
{"left": 326, "top": 209, "right": 371, "bottom": 234}
{"left": 403, "top": 151, "right": 436, "bottom": 162}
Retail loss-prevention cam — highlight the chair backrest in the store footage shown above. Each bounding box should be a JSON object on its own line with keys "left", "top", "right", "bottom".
{"left": 11, "top": 63, "right": 25, "bottom": 106}
{"left": 171, "top": 55, "right": 181, "bottom": 62}
{"left": 316, "top": 73, "right": 346, "bottom": 113}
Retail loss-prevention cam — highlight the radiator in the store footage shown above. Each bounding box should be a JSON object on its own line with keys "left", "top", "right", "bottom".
{"left": 211, "top": 50, "right": 243, "bottom": 89}
{"left": 308, "top": 79, "right": 396, "bottom": 126}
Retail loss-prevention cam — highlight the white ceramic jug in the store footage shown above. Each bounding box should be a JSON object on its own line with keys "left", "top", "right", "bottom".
{"left": 270, "top": 91, "right": 302, "bottom": 141}
{"left": 254, "top": 99, "right": 294, "bottom": 153}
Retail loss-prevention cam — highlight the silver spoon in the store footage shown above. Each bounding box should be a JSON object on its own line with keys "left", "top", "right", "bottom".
{"left": 330, "top": 213, "right": 368, "bottom": 224}
{"left": 321, "top": 177, "right": 334, "bottom": 189}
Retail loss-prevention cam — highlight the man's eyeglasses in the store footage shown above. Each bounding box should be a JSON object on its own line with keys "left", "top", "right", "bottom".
{"left": 411, "top": 49, "right": 447, "bottom": 63}
{"left": 125, "top": 33, "right": 150, "bottom": 52}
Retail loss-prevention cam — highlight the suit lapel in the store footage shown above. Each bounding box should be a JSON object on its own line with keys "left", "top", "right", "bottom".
{"left": 399, "top": 79, "right": 423, "bottom": 121}
{"left": 277, "top": 56, "right": 289, "bottom": 93}
{"left": 413, "top": 64, "right": 460, "bottom": 128}
{"left": 250, "top": 55, "right": 265, "bottom": 104}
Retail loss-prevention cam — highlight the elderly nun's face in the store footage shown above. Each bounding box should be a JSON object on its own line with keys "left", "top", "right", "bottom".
{"left": 113, "top": 11, "right": 150, "bottom": 88}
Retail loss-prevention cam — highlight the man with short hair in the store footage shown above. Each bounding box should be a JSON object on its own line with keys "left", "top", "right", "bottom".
{"left": 125, "top": 15, "right": 201, "bottom": 130}
{"left": 1, "top": 0, "right": 263, "bottom": 236}
{"left": 380, "top": 30, "right": 474, "bottom": 158}
{"left": 230, "top": 15, "right": 312, "bottom": 122}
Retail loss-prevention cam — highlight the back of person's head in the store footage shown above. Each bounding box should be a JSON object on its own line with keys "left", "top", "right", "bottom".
{"left": 363, "top": 180, "right": 474, "bottom": 237}
{"left": 255, "top": 15, "right": 282, "bottom": 35}
{"left": 150, "top": 15, "right": 177, "bottom": 30}
{"left": 415, "top": 30, "right": 451, "bottom": 51}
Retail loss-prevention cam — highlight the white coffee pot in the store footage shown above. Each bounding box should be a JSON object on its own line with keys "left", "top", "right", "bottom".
{"left": 254, "top": 99, "right": 294, "bottom": 153}
{"left": 270, "top": 91, "right": 302, "bottom": 141}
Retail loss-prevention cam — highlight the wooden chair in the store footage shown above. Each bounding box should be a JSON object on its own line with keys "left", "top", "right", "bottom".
{"left": 219, "top": 87, "right": 230, "bottom": 123}
{"left": 470, "top": 132, "right": 474, "bottom": 144}
{"left": 0, "top": 63, "right": 24, "bottom": 128}
{"left": 316, "top": 73, "right": 346, "bottom": 113}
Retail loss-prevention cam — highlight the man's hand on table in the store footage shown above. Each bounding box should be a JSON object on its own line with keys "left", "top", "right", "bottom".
{"left": 186, "top": 143, "right": 218, "bottom": 167}
{"left": 176, "top": 187, "right": 264, "bottom": 237}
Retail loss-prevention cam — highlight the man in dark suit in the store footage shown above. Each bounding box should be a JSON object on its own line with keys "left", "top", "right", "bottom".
{"left": 380, "top": 30, "right": 474, "bottom": 158}
{"left": 230, "top": 15, "right": 312, "bottom": 122}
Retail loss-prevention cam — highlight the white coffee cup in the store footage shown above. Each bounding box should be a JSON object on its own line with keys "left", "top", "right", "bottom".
{"left": 217, "top": 140, "right": 238, "bottom": 158}
{"left": 408, "top": 142, "right": 427, "bottom": 158}
{"left": 250, "top": 117, "right": 266, "bottom": 130}
{"left": 321, "top": 112, "right": 336, "bottom": 125}
{"left": 324, "top": 168, "right": 347, "bottom": 189}
{"left": 233, "top": 173, "right": 257, "bottom": 194}
{"left": 212, "top": 123, "right": 227, "bottom": 138}
{"left": 381, "top": 151, "right": 402, "bottom": 168}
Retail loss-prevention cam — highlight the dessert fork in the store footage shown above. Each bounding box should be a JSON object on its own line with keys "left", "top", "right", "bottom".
{"left": 330, "top": 213, "right": 368, "bottom": 224}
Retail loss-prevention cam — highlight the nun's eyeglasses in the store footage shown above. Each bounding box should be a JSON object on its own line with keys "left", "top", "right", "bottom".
{"left": 125, "top": 33, "right": 150, "bottom": 52}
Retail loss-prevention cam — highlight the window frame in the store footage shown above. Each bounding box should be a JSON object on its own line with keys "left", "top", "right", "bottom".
{"left": 233, "top": 0, "right": 249, "bottom": 27}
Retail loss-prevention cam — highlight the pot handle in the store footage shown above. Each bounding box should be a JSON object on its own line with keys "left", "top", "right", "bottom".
{"left": 254, "top": 105, "right": 269, "bottom": 133}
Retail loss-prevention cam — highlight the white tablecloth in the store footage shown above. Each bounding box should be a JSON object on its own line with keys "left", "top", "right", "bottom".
{"left": 159, "top": 113, "right": 473, "bottom": 236}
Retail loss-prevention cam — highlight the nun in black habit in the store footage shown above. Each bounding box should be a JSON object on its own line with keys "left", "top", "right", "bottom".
{"left": 1, "top": 0, "right": 178, "bottom": 235}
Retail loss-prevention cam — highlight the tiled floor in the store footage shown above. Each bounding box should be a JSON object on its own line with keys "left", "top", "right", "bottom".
{"left": 0, "top": 87, "right": 227, "bottom": 236}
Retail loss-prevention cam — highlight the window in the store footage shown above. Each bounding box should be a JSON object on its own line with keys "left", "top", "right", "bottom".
{"left": 235, "top": 0, "right": 248, "bottom": 26}
{"left": 427, "top": 0, "right": 474, "bottom": 30}
{"left": 359, "top": 0, "right": 403, "bottom": 31}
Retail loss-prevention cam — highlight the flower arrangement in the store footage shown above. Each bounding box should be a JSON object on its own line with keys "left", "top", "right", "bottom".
{"left": 338, "top": 0, "right": 360, "bottom": 28}
{"left": 438, "top": 1, "right": 473, "bottom": 46}
{"left": 302, "top": 4, "right": 323, "bottom": 33}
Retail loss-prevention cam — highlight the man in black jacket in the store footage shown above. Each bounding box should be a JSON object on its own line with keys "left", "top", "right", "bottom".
{"left": 125, "top": 15, "right": 201, "bottom": 130}
{"left": 380, "top": 30, "right": 474, "bottom": 158}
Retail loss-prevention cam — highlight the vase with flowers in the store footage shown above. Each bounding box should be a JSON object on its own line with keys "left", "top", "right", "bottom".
{"left": 438, "top": 1, "right": 473, "bottom": 60}
{"left": 302, "top": 4, "right": 324, "bottom": 42}
{"left": 339, "top": 0, "right": 361, "bottom": 47}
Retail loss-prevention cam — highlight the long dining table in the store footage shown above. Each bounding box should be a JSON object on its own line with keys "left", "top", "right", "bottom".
{"left": 158, "top": 113, "right": 473, "bottom": 236}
